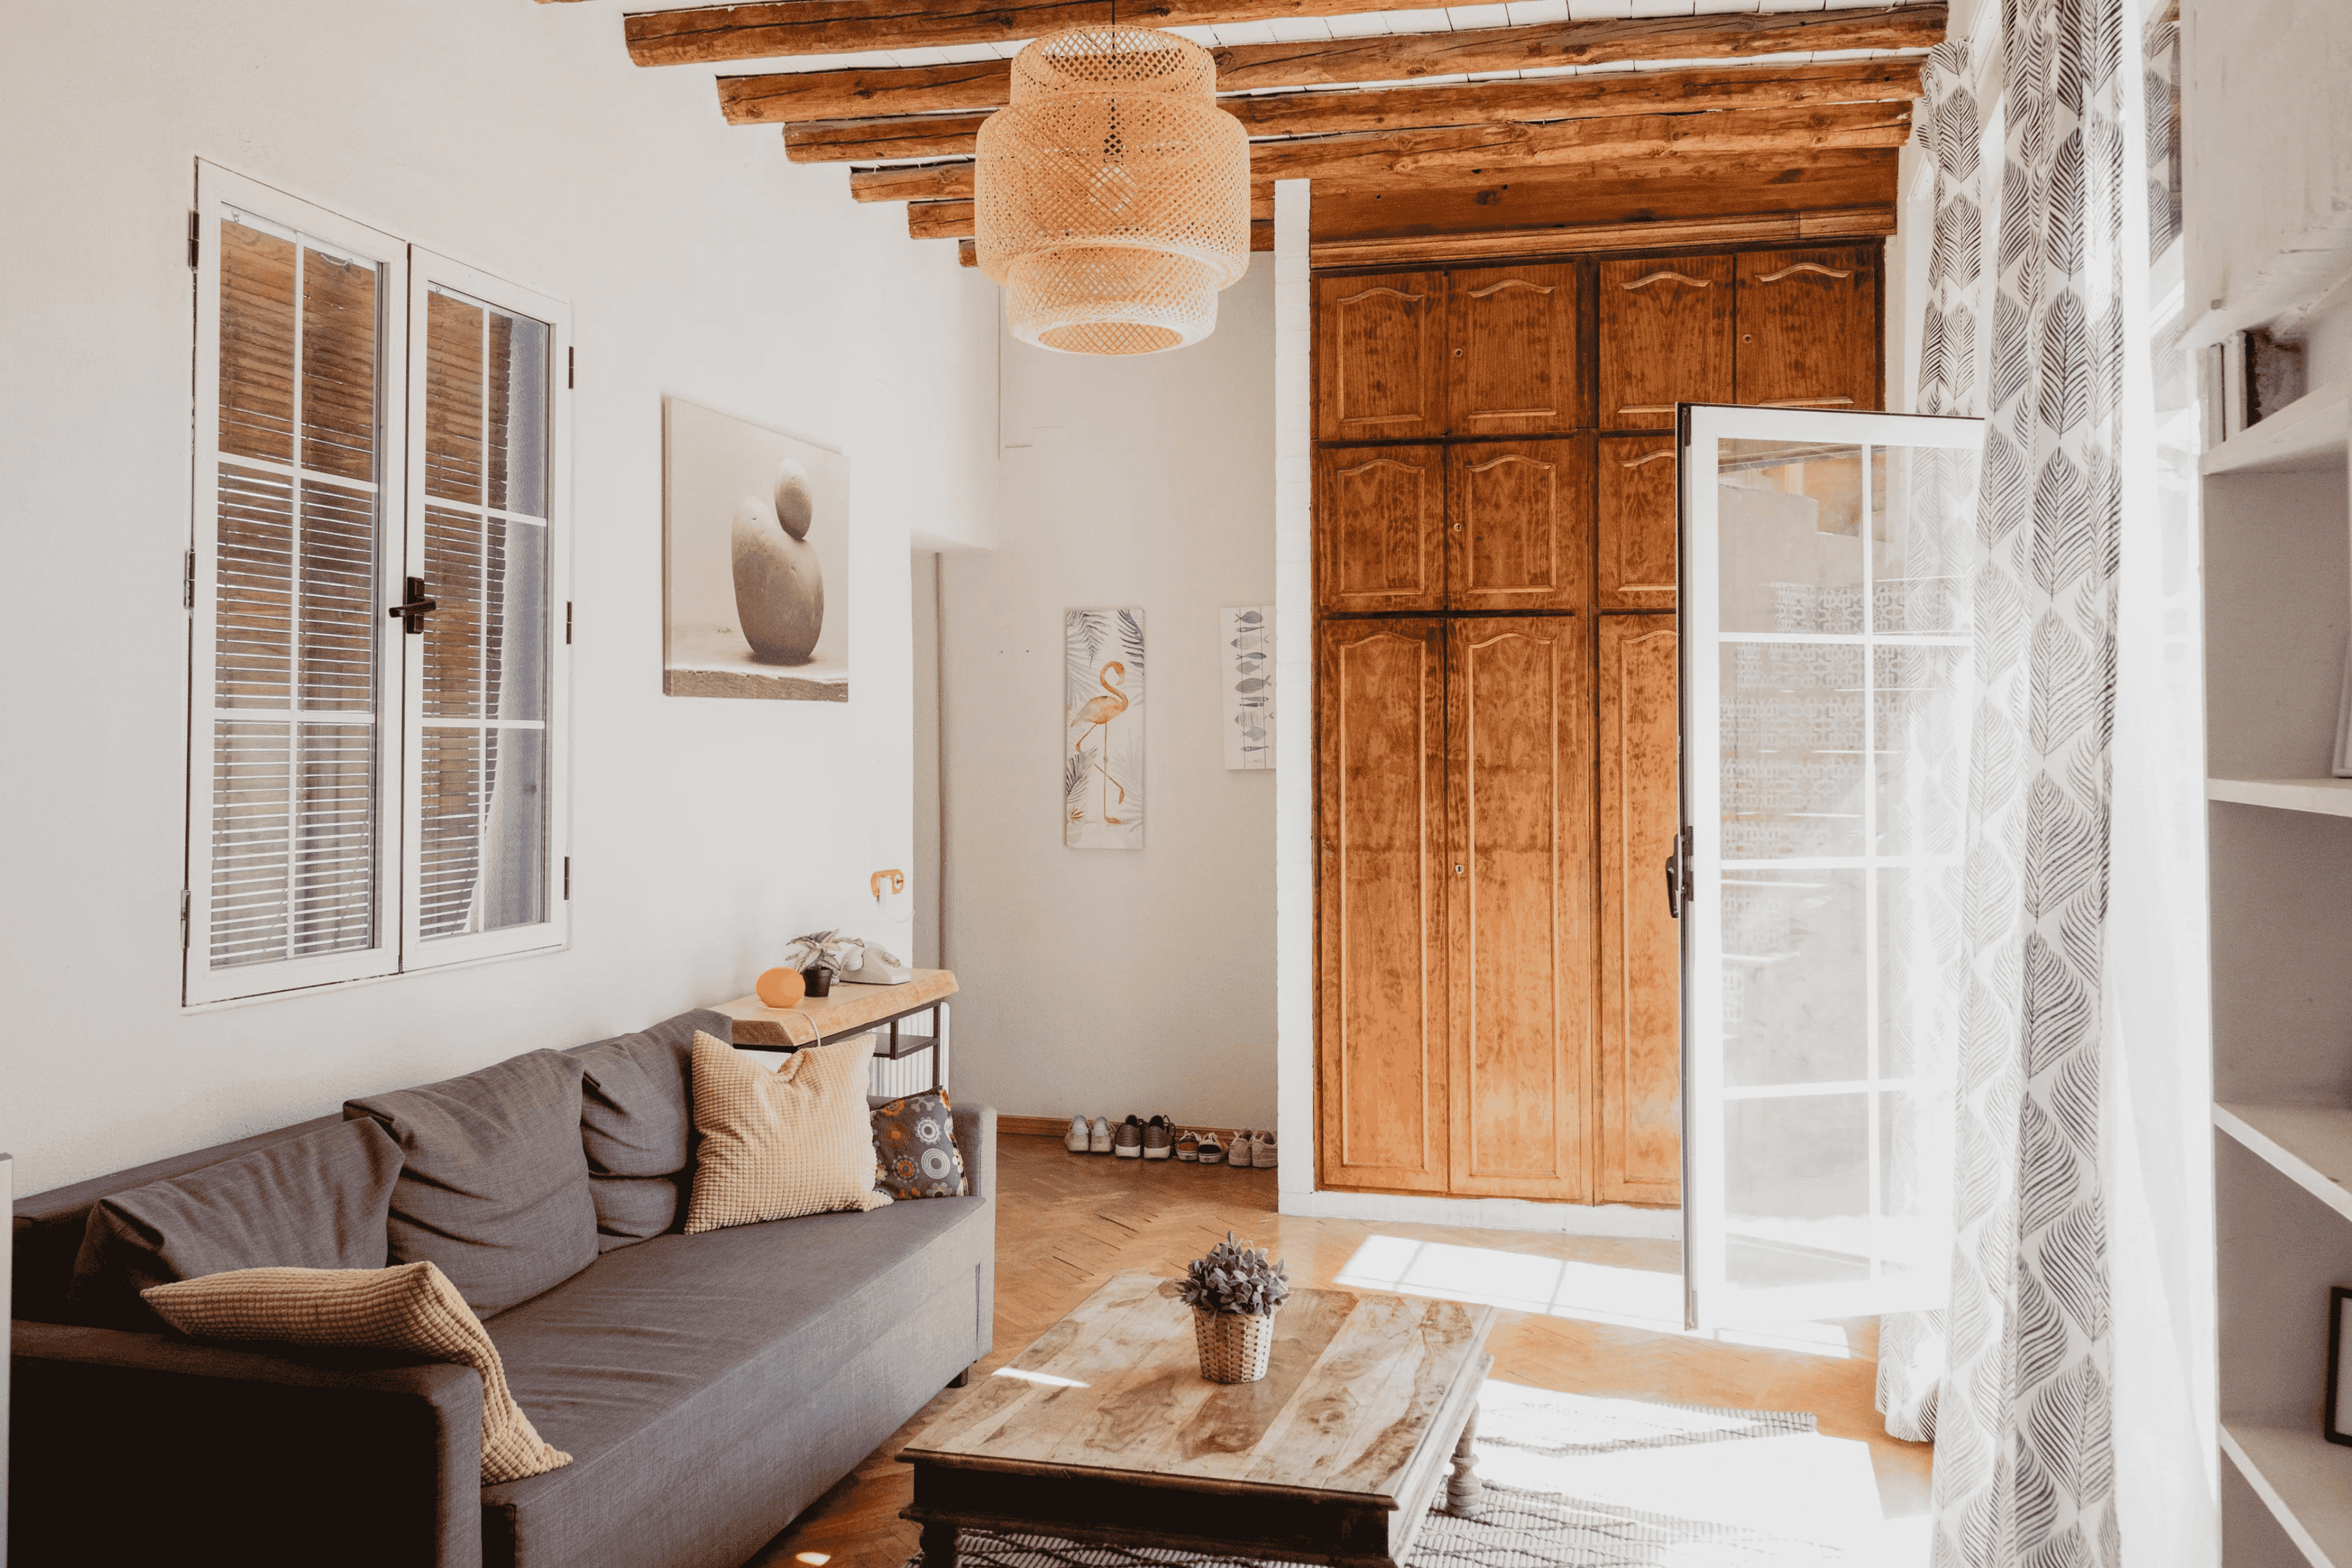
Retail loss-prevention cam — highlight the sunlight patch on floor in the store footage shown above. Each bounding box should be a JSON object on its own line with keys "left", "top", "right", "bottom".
{"left": 1474, "top": 1379, "right": 1927, "bottom": 1562}
{"left": 1334, "top": 1235, "right": 1859, "bottom": 1357}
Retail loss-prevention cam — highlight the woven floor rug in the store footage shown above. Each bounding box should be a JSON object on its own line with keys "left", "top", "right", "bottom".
{"left": 905, "top": 1384, "right": 1877, "bottom": 1568}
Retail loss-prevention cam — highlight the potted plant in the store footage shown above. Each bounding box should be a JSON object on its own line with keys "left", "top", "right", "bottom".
{"left": 782, "top": 929, "right": 865, "bottom": 998}
{"left": 1177, "top": 1231, "right": 1291, "bottom": 1384}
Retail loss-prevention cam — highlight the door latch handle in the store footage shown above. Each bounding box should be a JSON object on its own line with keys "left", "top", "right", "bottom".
{"left": 1665, "top": 827, "right": 1694, "bottom": 919}
{"left": 388, "top": 576, "right": 436, "bottom": 635}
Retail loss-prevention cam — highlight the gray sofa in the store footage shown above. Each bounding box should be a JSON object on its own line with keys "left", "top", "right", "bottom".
{"left": 7, "top": 1009, "right": 995, "bottom": 1568}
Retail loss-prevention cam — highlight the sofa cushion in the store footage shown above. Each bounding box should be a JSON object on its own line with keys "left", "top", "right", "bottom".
{"left": 11, "top": 1113, "right": 345, "bottom": 1325}
{"left": 482, "top": 1194, "right": 993, "bottom": 1568}
{"left": 685, "top": 1031, "right": 888, "bottom": 1233}
{"left": 141, "top": 1260, "right": 573, "bottom": 1484}
{"left": 870, "top": 1091, "right": 969, "bottom": 1200}
{"left": 65, "top": 1118, "right": 405, "bottom": 1331}
{"left": 589, "top": 1175, "right": 686, "bottom": 1251}
{"left": 571, "top": 1009, "right": 731, "bottom": 1180}
{"left": 345, "top": 1050, "right": 597, "bottom": 1318}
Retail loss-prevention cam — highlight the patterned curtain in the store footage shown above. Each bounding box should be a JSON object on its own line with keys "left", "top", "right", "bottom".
{"left": 1887, "top": 2, "right": 2130, "bottom": 1563}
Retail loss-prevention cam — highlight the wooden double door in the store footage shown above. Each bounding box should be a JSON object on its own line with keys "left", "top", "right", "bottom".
{"left": 1314, "top": 616, "right": 1680, "bottom": 1205}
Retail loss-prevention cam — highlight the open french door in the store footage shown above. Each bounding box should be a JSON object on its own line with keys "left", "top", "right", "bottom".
{"left": 1676, "top": 403, "right": 1986, "bottom": 1331}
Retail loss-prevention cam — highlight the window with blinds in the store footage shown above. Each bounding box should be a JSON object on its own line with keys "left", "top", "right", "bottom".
{"left": 187, "top": 165, "right": 568, "bottom": 1005}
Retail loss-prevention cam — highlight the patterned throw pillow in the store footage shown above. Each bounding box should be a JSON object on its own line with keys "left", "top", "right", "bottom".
{"left": 685, "top": 1031, "right": 892, "bottom": 1234}
{"left": 871, "top": 1091, "right": 968, "bottom": 1200}
{"left": 141, "top": 1261, "right": 570, "bottom": 1484}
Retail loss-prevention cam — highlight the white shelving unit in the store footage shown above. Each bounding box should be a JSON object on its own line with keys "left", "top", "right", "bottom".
{"left": 2204, "top": 291, "right": 2352, "bottom": 1568}
{"left": 2222, "top": 1424, "right": 2352, "bottom": 1568}
{"left": 2207, "top": 778, "right": 2352, "bottom": 816}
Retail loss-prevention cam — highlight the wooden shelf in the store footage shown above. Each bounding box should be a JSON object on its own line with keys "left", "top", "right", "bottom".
{"left": 2216, "top": 1102, "right": 2352, "bottom": 1223}
{"left": 2203, "top": 379, "right": 2350, "bottom": 477}
{"left": 2222, "top": 1423, "right": 2352, "bottom": 1568}
{"left": 2207, "top": 778, "right": 2352, "bottom": 817}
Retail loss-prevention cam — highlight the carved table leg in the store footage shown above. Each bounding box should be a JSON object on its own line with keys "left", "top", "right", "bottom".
{"left": 1446, "top": 1405, "right": 1483, "bottom": 1518}
{"left": 921, "top": 1521, "right": 959, "bottom": 1568}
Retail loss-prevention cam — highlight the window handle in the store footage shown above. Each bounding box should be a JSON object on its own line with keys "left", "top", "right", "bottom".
{"left": 1665, "top": 827, "right": 1694, "bottom": 919}
{"left": 388, "top": 576, "right": 437, "bottom": 635}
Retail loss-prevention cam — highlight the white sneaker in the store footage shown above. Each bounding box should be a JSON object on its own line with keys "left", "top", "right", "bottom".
{"left": 1230, "top": 1130, "right": 1256, "bottom": 1167}
{"left": 1088, "top": 1115, "right": 1113, "bottom": 1154}
{"left": 1253, "top": 1130, "right": 1278, "bottom": 1168}
{"left": 1065, "top": 1115, "right": 1090, "bottom": 1154}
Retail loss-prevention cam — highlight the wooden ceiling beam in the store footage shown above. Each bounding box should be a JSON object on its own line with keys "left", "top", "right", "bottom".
{"left": 636, "top": 0, "right": 1471, "bottom": 66}
{"left": 715, "top": 4, "right": 1943, "bottom": 119}
{"left": 784, "top": 58, "right": 1921, "bottom": 164}
{"left": 1309, "top": 203, "right": 1897, "bottom": 268}
{"left": 850, "top": 101, "right": 1906, "bottom": 205}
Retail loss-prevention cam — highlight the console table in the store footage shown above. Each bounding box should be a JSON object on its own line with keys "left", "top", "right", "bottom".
{"left": 711, "top": 968, "right": 956, "bottom": 1096}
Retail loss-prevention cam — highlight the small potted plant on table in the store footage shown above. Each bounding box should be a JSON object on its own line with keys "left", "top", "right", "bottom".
{"left": 1177, "top": 1231, "right": 1290, "bottom": 1384}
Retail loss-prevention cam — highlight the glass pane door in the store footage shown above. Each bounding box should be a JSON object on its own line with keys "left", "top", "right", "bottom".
{"left": 1678, "top": 404, "right": 1984, "bottom": 1330}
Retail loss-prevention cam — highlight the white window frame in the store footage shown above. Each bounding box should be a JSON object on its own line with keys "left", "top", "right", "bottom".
{"left": 184, "top": 162, "right": 570, "bottom": 1006}
{"left": 399, "top": 250, "right": 573, "bottom": 972}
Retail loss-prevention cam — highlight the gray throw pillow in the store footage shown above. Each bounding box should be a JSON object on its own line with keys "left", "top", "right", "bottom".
{"left": 573, "top": 1009, "right": 729, "bottom": 1250}
{"left": 67, "top": 1118, "right": 405, "bottom": 1332}
{"left": 344, "top": 1050, "right": 595, "bottom": 1319}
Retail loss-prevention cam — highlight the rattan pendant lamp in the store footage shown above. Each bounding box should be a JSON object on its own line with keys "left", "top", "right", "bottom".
{"left": 975, "top": 13, "right": 1251, "bottom": 355}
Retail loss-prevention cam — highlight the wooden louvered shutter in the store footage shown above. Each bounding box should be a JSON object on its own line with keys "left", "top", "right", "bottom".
{"left": 186, "top": 167, "right": 408, "bottom": 1003}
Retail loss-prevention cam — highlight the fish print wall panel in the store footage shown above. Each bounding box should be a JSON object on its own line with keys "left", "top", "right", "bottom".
{"left": 1066, "top": 608, "right": 1144, "bottom": 849}
{"left": 1223, "top": 605, "right": 1274, "bottom": 771}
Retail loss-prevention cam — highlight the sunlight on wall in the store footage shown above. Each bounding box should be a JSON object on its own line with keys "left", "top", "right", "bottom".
{"left": 1335, "top": 1235, "right": 1860, "bottom": 1359}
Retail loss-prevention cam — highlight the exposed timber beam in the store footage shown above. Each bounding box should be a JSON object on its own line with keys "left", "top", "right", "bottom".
{"left": 848, "top": 101, "right": 1905, "bottom": 206}
{"left": 714, "top": 5, "right": 1943, "bottom": 118}
{"left": 908, "top": 200, "right": 976, "bottom": 241}
{"left": 941, "top": 216, "right": 1275, "bottom": 251}
{"left": 1309, "top": 203, "right": 1897, "bottom": 268}
{"left": 782, "top": 57, "right": 1921, "bottom": 163}
{"left": 637, "top": 0, "right": 1475, "bottom": 66}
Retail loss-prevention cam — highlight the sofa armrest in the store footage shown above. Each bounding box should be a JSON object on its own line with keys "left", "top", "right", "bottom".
{"left": 10, "top": 1319, "right": 484, "bottom": 1568}
{"left": 951, "top": 1104, "right": 997, "bottom": 1202}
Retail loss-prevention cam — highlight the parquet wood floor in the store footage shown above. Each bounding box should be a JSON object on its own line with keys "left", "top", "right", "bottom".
{"left": 744, "top": 1136, "right": 1932, "bottom": 1568}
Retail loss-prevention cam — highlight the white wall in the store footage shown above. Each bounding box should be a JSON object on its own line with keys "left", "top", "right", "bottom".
{"left": 0, "top": 1, "right": 997, "bottom": 1193}
{"left": 936, "top": 264, "right": 1279, "bottom": 1129}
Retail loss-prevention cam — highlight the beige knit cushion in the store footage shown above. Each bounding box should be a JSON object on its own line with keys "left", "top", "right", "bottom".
{"left": 141, "top": 1261, "right": 570, "bottom": 1484}
{"left": 685, "top": 1030, "right": 891, "bottom": 1234}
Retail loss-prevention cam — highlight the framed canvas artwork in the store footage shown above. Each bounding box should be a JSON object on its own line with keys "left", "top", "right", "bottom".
{"left": 1066, "top": 608, "right": 1144, "bottom": 848}
{"left": 1221, "top": 605, "right": 1274, "bottom": 770}
{"left": 662, "top": 396, "right": 851, "bottom": 701}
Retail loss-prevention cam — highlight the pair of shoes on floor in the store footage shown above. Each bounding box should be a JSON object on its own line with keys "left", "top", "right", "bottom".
{"left": 1066, "top": 1115, "right": 1117, "bottom": 1154}
{"left": 1195, "top": 1131, "right": 1225, "bottom": 1166}
{"left": 1111, "top": 1114, "right": 1178, "bottom": 1159}
{"left": 1229, "top": 1129, "right": 1279, "bottom": 1168}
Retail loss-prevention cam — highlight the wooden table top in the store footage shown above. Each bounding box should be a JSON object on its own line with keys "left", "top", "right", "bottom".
{"left": 900, "top": 1270, "right": 1496, "bottom": 1507}
{"left": 712, "top": 968, "right": 956, "bottom": 1048}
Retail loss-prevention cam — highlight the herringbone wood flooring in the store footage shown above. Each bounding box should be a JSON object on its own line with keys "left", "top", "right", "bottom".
{"left": 744, "top": 1136, "right": 1932, "bottom": 1568}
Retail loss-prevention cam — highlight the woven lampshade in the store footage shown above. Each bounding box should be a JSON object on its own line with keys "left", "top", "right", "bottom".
{"left": 976, "top": 26, "right": 1251, "bottom": 356}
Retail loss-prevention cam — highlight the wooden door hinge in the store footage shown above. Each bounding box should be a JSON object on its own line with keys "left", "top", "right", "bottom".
{"left": 565, "top": 601, "right": 573, "bottom": 645}
{"left": 562, "top": 856, "right": 571, "bottom": 901}
{"left": 179, "top": 889, "right": 191, "bottom": 948}
{"left": 187, "top": 211, "right": 200, "bottom": 270}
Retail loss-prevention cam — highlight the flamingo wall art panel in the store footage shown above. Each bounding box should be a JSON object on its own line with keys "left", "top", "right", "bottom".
{"left": 1065, "top": 608, "right": 1145, "bottom": 849}
{"left": 1222, "top": 606, "right": 1275, "bottom": 771}
{"left": 661, "top": 396, "right": 851, "bottom": 701}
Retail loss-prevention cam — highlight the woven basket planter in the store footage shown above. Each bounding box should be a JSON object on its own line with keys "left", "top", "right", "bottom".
{"left": 1193, "top": 1306, "right": 1278, "bottom": 1384}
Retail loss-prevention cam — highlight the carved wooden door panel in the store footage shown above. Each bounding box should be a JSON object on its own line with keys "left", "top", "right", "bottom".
{"left": 1596, "top": 435, "right": 1677, "bottom": 611}
{"left": 1316, "top": 271, "right": 1446, "bottom": 442}
{"left": 1596, "top": 614, "right": 1681, "bottom": 1207}
{"left": 1596, "top": 255, "right": 1733, "bottom": 431}
{"left": 1444, "top": 616, "right": 1593, "bottom": 1202}
{"left": 1447, "top": 437, "right": 1589, "bottom": 614}
{"left": 1314, "top": 444, "right": 1445, "bottom": 614}
{"left": 1317, "top": 619, "right": 1450, "bottom": 1194}
{"left": 1732, "top": 247, "right": 1882, "bottom": 412}
{"left": 1446, "top": 263, "right": 1582, "bottom": 436}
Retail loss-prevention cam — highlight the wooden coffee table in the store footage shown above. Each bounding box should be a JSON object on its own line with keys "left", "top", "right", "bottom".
{"left": 899, "top": 1270, "right": 1496, "bottom": 1568}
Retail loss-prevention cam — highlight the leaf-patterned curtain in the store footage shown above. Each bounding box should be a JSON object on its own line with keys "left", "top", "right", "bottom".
{"left": 1883, "top": 1, "right": 2131, "bottom": 1562}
